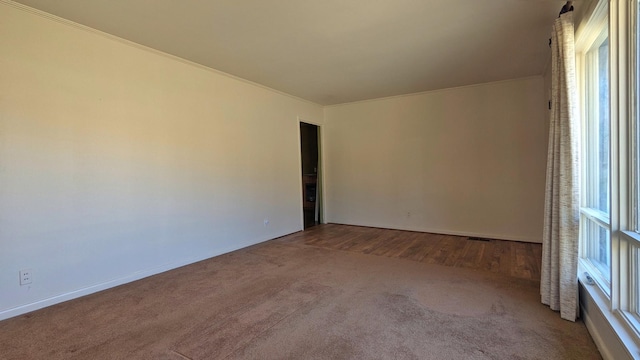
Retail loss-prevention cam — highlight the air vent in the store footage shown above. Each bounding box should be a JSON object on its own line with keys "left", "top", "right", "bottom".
{"left": 468, "top": 236, "right": 491, "bottom": 242}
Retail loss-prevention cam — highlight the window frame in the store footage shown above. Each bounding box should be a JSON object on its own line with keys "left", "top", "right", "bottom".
{"left": 583, "top": 28, "right": 611, "bottom": 215}
{"left": 577, "top": 0, "right": 640, "bottom": 352}
{"left": 579, "top": 8, "right": 612, "bottom": 295}
{"left": 621, "top": 0, "right": 640, "bottom": 331}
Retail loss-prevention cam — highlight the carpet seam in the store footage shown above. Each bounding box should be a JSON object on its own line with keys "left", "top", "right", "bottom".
{"left": 169, "top": 349, "right": 193, "bottom": 360}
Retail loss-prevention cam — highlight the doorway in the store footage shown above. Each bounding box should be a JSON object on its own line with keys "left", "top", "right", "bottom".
{"left": 300, "top": 122, "right": 321, "bottom": 229}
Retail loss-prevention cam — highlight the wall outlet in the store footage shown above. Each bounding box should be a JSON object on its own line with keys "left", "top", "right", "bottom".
{"left": 19, "top": 269, "right": 32, "bottom": 285}
{"left": 264, "top": 218, "right": 270, "bottom": 226}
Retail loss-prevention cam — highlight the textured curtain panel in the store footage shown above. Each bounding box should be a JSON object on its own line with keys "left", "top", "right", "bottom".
{"left": 541, "top": 11, "right": 580, "bottom": 322}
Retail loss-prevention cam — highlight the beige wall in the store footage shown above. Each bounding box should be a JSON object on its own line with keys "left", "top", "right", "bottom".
{"left": 324, "top": 77, "right": 548, "bottom": 242}
{"left": 0, "top": 3, "right": 323, "bottom": 319}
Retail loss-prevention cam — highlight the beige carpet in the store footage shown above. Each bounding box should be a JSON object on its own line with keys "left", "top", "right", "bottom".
{"left": 0, "top": 234, "right": 600, "bottom": 359}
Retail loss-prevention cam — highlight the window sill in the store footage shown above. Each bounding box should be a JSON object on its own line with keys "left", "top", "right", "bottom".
{"left": 579, "top": 270, "right": 640, "bottom": 359}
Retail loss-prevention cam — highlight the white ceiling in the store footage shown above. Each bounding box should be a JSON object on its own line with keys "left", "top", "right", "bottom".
{"left": 13, "top": 0, "right": 564, "bottom": 105}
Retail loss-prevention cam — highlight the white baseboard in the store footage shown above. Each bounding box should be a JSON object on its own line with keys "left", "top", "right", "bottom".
{"left": 0, "top": 235, "right": 287, "bottom": 322}
{"left": 327, "top": 221, "right": 541, "bottom": 243}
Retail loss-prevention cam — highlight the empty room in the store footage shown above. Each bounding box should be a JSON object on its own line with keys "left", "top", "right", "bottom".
{"left": 0, "top": 0, "right": 637, "bottom": 359}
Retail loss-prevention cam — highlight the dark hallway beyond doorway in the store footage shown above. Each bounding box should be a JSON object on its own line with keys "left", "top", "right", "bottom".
{"left": 300, "top": 122, "right": 319, "bottom": 229}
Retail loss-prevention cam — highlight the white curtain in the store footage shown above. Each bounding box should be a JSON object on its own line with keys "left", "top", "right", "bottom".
{"left": 541, "top": 11, "right": 580, "bottom": 322}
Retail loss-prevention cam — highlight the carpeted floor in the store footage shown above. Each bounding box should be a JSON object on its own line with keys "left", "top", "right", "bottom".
{"left": 0, "top": 229, "right": 600, "bottom": 359}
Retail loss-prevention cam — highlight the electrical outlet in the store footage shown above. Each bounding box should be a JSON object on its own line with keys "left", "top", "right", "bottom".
{"left": 264, "top": 218, "right": 270, "bottom": 226}
{"left": 19, "top": 269, "right": 32, "bottom": 285}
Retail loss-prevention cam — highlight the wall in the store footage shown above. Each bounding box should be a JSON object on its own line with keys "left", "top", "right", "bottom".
{"left": 0, "top": 2, "right": 323, "bottom": 320}
{"left": 324, "top": 77, "right": 548, "bottom": 242}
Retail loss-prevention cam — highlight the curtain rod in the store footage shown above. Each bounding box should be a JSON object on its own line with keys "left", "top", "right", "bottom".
{"left": 559, "top": 1, "right": 574, "bottom": 16}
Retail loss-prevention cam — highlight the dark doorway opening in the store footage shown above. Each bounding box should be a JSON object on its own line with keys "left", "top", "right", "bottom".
{"left": 300, "top": 122, "right": 320, "bottom": 229}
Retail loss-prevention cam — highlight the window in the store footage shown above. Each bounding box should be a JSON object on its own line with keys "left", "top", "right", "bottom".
{"left": 581, "top": 25, "right": 611, "bottom": 289}
{"left": 631, "top": 0, "right": 640, "bottom": 322}
{"left": 583, "top": 218, "right": 610, "bottom": 282}
{"left": 636, "top": 0, "right": 640, "bottom": 235}
{"left": 585, "top": 35, "right": 610, "bottom": 215}
{"left": 578, "top": 0, "right": 640, "bottom": 353}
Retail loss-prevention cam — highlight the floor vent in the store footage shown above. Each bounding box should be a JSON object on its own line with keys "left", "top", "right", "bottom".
{"left": 468, "top": 236, "right": 491, "bottom": 242}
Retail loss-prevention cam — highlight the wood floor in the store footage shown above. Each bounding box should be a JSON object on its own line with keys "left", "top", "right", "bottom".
{"left": 278, "top": 223, "right": 542, "bottom": 281}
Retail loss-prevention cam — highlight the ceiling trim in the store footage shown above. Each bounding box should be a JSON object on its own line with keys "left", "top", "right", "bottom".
{"left": 325, "top": 75, "right": 545, "bottom": 108}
